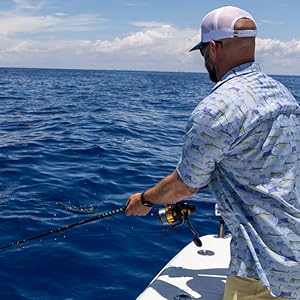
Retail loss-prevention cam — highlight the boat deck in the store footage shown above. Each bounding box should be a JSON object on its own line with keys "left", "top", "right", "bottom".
{"left": 137, "top": 234, "right": 231, "bottom": 300}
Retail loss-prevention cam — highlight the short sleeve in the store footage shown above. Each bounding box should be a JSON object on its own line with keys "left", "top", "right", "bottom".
{"left": 176, "top": 113, "right": 233, "bottom": 188}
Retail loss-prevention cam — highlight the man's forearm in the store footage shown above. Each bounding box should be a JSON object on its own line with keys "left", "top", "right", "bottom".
{"left": 125, "top": 170, "right": 201, "bottom": 216}
{"left": 143, "top": 170, "right": 199, "bottom": 205}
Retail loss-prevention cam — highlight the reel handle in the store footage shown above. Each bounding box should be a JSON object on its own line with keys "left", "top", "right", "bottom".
{"left": 193, "top": 236, "right": 202, "bottom": 247}
{"left": 184, "top": 212, "right": 202, "bottom": 247}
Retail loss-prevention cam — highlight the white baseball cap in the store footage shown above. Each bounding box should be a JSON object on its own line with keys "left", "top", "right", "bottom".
{"left": 190, "top": 6, "right": 257, "bottom": 51}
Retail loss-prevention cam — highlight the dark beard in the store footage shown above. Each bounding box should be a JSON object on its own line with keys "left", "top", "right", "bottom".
{"left": 205, "top": 58, "right": 218, "bottom": 83}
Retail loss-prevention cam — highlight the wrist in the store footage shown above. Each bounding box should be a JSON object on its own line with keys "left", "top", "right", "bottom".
{"left": 141, "top": 192, "right": 155, "bottom": 207}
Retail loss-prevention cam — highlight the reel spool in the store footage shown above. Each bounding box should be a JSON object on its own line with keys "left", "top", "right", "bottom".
{"left": 158, "top": 202, "right": 202, "bottom": 247}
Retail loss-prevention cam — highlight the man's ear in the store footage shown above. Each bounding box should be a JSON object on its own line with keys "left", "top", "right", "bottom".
{"left": 209, "top": 41, "right": 218, "bottom": 61}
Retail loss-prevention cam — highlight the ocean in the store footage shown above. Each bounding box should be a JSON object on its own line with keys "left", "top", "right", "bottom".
{"left": 0, "top": 67, "right": 299, "bottom": 300}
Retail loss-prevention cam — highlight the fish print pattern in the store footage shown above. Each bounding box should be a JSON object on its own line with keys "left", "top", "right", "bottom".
{"left": 177, "top": 62, "right": 300, "bottom": 299}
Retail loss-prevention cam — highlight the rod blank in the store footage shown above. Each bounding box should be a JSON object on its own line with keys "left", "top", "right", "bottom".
{"left": 0, "top": 206, "right": 126, "bottom": 250}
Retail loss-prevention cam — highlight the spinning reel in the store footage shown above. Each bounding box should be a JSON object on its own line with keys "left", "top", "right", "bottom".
{"left": 157, "top": 202, "right": 202, "bottom": 247}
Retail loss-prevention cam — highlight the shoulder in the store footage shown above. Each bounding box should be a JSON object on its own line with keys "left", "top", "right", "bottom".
{"left": 189, "top": 85, "right": 244, "bottom": 137}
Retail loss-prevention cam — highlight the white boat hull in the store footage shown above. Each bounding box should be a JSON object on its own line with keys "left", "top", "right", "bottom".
{"left": 137, "top": 234, "right": 231, "bottom": 300}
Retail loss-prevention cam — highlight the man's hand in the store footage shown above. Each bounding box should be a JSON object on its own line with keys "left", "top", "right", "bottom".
{"left": 125, "top": 192, "right": 152, "bottom": 216}
{"left": 125, "top": 170, "right": 199, "bottom": 217}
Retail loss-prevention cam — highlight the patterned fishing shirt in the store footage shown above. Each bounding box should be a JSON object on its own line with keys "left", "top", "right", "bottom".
{"left": 176, "top": 62, "right": 300, "bottom": 299}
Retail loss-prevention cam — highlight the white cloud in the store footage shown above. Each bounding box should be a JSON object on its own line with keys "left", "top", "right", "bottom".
{"left": 0, "top": 13, "right": 299, "bottom": 75}
{"left": 260, "top": 19, "right": 283, "bottom": 25}
{"left": 13, "top": 0, "right": 43, "bottom": 10}
{"left": 130, "top": 21, "right": 171, "bottom": 28}
{"left": 94, "top": 23, "right": 175, "bottom": 52}
{"left": 256, "top": 38, "right": 300, "bottom": 74}
{"left": 0, "top": 13, "right": 109, "bottom": 36}
{"left": 0, "top": 14, "right": 57, "bottom": 35}
{"left": 55, "top": 12, "right": 68, "bottom": 17}
{"left": 126, "top": 2, "right": 138, "bottom": 7}
{"left": 0, "top": 1, "right": 108, "bottom": 37}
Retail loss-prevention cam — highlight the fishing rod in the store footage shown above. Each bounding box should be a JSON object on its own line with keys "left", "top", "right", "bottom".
{"left": 0, "top": 202, "right": 202, "bottom": 250}
{"left": 0, "top": 206, "right": 126, "bottom": 250}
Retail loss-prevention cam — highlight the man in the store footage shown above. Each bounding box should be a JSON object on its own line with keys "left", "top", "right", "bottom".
{"left": 125, "top": 6, "right": 300, "bottom": 300}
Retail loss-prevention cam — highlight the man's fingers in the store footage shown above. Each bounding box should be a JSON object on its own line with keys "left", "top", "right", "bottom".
{"left": 125, "top": 193, "right": 152, "bottom": 216}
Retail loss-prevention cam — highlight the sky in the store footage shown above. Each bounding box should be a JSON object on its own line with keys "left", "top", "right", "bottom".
{"left": 0, "top": 0, "right": 299, "bottom": 75}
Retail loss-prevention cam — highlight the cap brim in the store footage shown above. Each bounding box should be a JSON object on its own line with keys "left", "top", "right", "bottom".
{"left": 189, "top": 41, "right": 205, "bottom": 52}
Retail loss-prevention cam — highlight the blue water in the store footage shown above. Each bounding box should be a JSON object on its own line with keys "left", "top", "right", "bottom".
{"left": 0, "top": 68, "right": 299, "bottom": 300}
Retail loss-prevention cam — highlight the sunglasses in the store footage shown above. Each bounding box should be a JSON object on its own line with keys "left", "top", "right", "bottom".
{"left": 200, "top": 40, "right": 223, "bottom": 57}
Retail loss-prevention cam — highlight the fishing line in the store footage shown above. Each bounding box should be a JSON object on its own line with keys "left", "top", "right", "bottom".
{"left": 68, "top": 225, "right": 184, "bottom": 240}
{"left": 72, "top": 229, "right": 168, "bottom": 239}
{"left": 0, "top": 206, "right": 125, "bottom": 250}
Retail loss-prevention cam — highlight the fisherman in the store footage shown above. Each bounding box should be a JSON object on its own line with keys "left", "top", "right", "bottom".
{"left": 125, "top": 5, "right": 300, "bottom": 300}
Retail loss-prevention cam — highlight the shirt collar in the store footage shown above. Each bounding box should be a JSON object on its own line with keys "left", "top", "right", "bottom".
{"left": 211, "top": 62, "right": 261, "bottom": 93}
